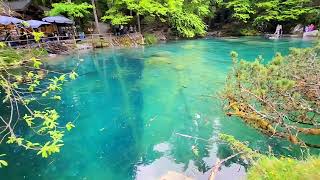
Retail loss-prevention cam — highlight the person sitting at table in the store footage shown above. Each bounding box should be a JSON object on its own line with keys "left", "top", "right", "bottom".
{"left": 5, "top": 31, "right": 11, "bottom": 41}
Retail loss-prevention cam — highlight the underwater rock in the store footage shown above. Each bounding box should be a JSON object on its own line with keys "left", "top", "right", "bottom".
{"left": 145, "top": 57, "right": 172, "bottom": 65}
{"left": 181, "top": 44, "right": 196, "bottom": 49}
{"left": 150, "top": 51, "right": 172, "bottom": 58}
{"left": 174, "top": 65, "right": 185, "bottom": 71}
{"left": 153, "top": 142, "right": 171, "bottom": 153}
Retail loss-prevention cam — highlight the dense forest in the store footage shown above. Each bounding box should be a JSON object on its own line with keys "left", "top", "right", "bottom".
{"left": 25, "top": 0, "right": 320, "bottom": 37}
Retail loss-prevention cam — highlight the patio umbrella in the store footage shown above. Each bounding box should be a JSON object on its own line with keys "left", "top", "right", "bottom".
{"left": 0, "top": 15, "right": 23, "bottom": 25}
{"left": 25, "top": 20, "right": 50, "bottom": 28}
{"left": 42, "top": 16, "right": 73, "bottom": 24}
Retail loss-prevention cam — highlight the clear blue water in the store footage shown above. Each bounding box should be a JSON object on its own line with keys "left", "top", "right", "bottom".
{"left": 0, "top": 37, "right": 316, "bottom": 180}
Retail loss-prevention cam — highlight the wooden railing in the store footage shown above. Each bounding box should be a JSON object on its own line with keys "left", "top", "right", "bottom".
{"left": 1, "top": 32, "right": 144, "bottom": 48}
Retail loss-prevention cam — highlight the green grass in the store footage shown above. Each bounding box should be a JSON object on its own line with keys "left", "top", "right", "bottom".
{"left": 248, "top": 156, "right": 320, "bottom": 180}
{"left": 239, "top": 28, "right": 261, "bottom": 36}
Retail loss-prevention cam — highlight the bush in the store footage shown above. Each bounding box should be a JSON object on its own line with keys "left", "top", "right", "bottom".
{"left": 248, "top": 156, "right": 320, "bottom": 180}
{"left": 222, "top": 43, "right": 320, "bottom": 148}
{"left": 144, "top": 33, "right": 158, "bottom": 45}
{"left": 239, "top": 28, "right": 260, "bottom": 36}
{"left": 0, "top": 47, "right": 48, "bottom": 66}
{"left": 219, "top": 134, "right": 320, "bottom": 180}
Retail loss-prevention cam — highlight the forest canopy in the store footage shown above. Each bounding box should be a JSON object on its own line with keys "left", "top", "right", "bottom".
{"left": 44, "top": 0, "right": 319, "bottom": 37}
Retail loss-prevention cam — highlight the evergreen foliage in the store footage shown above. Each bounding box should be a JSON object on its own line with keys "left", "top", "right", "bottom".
{"left": 222, "top": 44, "right": 320, "bottom": 148}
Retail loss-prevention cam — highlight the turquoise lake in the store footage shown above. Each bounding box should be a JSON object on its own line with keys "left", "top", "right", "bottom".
{"left": 0, "top": 37, "right": 316, "bottom": 180}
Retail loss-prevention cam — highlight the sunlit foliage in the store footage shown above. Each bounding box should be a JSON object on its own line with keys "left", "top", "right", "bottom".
{"left": 0, "top": 36, "right": 77, "bottom": 167}
{"left": 48, "top": 2, "right": 93, "bottom": 18}
{"left": 224, "top": 0, "right": 315, "bottom": 26}
{"left": 219, "top": 134, "right": 320, "bottom": 180}
{"left": 102, "top": 0, "right": 212, "bottom": 37}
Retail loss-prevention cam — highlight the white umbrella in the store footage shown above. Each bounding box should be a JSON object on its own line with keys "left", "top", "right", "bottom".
{"left": 42, "top": 16, "right": 73, "bottom": 24}
{"left": 0, "top": 15, "right": 23, "bottom": 25}
{"left": 25, "top": 20, "right": 51, "bottom": 28}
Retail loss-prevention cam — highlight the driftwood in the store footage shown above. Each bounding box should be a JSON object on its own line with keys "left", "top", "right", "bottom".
{"left": 175, "top": 132, "right": 211, "bottom": 142}
{"left": 208, "top": 152, "right": 243, "bottom": 180}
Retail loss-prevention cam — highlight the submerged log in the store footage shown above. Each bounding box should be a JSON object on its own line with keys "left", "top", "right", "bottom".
{"left": 226, "top": 99, "right": 320, "bottom": 148}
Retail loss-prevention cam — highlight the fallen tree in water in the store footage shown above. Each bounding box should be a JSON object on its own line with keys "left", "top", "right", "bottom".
{"left": 222, "top": 43, "right": 320, "bottom": 148}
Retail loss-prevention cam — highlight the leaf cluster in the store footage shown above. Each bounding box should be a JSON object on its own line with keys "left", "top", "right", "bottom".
{"left": 101, "top": 0, "right": 213, "bottom": 37}
{"left": 223, "top": 0, "right": 315, "bottom": 26}
{"left": 48, "top": 2, "right": 93, "bottom": 18}
{"left": 0, "top": 48, "right": 79, "bottom": 167}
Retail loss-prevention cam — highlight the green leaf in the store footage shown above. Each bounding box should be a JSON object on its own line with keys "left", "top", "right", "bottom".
{"left": 31, "top": 57, "right": 42, "bottom": 68}
{"left": 69, "top": 71, "right": 78, "bottom": 80}
{"left": 52, "top": 95, "right": 62, "bottom": 101}
{"left": 66, "top": 122, "right": 75, "bottom": 131}
{"left": 0, "top": 160, "right": 8, "bottom": 167}
{"left": 23, "top": 114, "right": 35, "bottom": 127}
{"left": 32, "top": 32, "right": 44, "bottom": 42}
{"left": 42, "top": 91, "right": 49, "bottom": 97}
{"left": 6, "top": 136, "right": 24, "bottom": 145}
{"left": 58, "top": 75, "right": 66, "bottom": 82}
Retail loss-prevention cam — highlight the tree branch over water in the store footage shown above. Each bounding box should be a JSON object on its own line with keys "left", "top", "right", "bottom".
{"left": 222, "top": 44, "right": 320, "bottom": 148}
{"left": 0, "top": 44, "right": 80, "bottom": 166}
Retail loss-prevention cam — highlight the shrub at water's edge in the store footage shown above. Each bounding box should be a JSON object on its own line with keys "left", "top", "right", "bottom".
{"left": 218, "top": 134, "right": 320, "bottom": 180}
{"left": 222, "top": 42, "right": 320, "bottom": 148}
{"left": 248, "top": 156, "right": 320, "bottom": 179}
{"left": 0, "top": 46, "right": 47, "bottom": 66}
{"left": 144, "top": 33, "right": 159, "bottom": 45}
{"left": 217, "top": 42, "right": 320, "bottom": 179}
{"left": 239, "top": 28, "right": 261, "bottom": 36}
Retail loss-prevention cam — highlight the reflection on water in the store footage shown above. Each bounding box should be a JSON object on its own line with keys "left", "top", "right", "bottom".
{"left": 0, "top": 37, "right": 315, "bottom": 180}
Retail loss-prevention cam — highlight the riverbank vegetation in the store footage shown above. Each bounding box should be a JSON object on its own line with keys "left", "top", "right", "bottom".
{"left": 223, "top": 43, "right": 320, "bottom": 148}
{"left": 217, "top": 134, "right": 320, "bottom": 180}
{"left": 44, "top": 0, "right": 319, "bottom": 38}
{"left": 218, "top": 41, "right": 320, "bottom": 179}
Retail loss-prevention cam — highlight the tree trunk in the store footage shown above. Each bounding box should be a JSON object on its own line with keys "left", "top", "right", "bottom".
{"left": 91, "top": 0, "right": 101, "bottom": 34}
{"left": 137, "top": 14, "right": 141, "bottom": 33}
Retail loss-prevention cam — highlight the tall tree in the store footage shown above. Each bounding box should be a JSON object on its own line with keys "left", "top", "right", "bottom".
{"left": 101, "top": 0, "right": 212, "bottom": 37}
{"left": 91, "top": 0, "right": 101, "bottom": 34}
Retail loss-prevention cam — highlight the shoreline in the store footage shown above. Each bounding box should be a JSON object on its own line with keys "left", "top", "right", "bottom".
{"left": 44, "top": 34, "right": 318, "bottom": 61}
